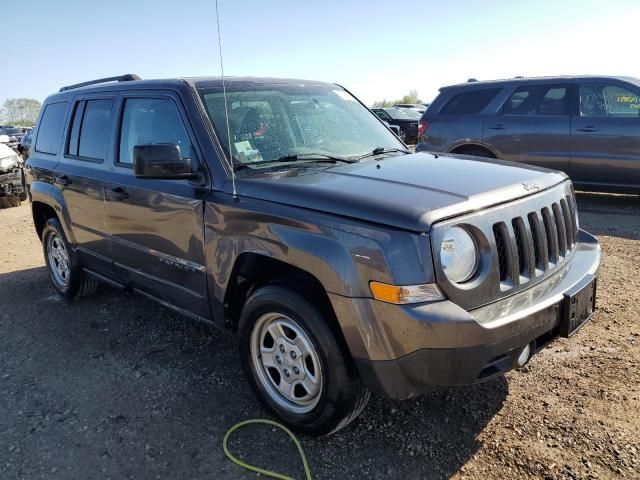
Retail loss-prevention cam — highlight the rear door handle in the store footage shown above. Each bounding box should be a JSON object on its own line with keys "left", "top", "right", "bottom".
{"left": 488, "top": 124, "right": 506, "bottom": 130}
{"left": 106, "top": 186, "right": 129, "bottom": 201}
{"left": 577, "top": 126, "right": 598, "bottom": 132}
{"left": 54, "top": 175, "right": 71, "bottom": 186}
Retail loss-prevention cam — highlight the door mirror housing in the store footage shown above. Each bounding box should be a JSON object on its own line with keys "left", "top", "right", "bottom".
{"left": 0, "top": 135, "right": 10, "bottom": 144}
{"left": 133, "top": 144, "right": 198, "bottom": 179}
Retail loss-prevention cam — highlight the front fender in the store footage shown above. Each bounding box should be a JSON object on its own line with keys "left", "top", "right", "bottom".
{"left": 204, "top": 195, "right": 434, "bottom": 314}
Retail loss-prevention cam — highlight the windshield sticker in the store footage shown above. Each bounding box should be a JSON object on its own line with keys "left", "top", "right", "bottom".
{"left": 332, "top": 90, "right": 356, "bottom": 101}
{"left": 234, "top": 140, "right": 264, "bottom": 163}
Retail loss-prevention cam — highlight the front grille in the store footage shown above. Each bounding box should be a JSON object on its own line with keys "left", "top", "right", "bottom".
{"left": 492, "top": 193, "right": 578, "bottom": 289}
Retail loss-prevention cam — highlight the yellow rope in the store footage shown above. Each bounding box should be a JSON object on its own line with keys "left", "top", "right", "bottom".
{"left": 222, "top": 419, "right": 312, "bottom": 480}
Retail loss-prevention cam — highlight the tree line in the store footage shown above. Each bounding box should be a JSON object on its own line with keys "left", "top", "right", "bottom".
{"left": 0, "top": 98, "right": 42, "bottom": 126}
{"left": 371, "top": 90, "right": 423, "bottom": 108}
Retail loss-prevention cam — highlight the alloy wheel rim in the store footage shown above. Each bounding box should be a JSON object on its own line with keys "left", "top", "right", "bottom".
{"left": 47, "top": 233, "right": 70, "bottom": 287}
{"left": 250, "top": 312, "right": 323, "bottom": 414}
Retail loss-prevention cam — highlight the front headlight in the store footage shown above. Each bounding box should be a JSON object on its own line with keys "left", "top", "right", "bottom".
{"left": 0, "top": 155, "right": 19, "bottom": 170}
{"left": 440, "top": 226, "right": 479, "bottom": 283}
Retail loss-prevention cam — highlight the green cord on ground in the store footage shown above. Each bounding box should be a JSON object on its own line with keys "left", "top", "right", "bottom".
{"left": 223, "top": 419, "right": 312, "bottom": 480}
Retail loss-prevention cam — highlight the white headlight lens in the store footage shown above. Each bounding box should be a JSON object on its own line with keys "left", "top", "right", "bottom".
{"left": 440, "top": 226, "right": 479, "bottom": 283}
{"left": 0, "top": 155, "right": 19, "bottom": 169}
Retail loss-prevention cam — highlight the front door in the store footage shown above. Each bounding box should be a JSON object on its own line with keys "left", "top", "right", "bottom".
{"left": 570, "top": 82, "right": 640, "bottom": 190}
{"left": 483, "top": 83, "right": 574, "bottom": 172}
{"left": 103, "top": 93, "right": 210, "bottom": 319}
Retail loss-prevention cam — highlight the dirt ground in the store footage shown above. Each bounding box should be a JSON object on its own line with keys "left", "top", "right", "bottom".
{"left": 0, "top": 193, "right": 638, "bottom": 480}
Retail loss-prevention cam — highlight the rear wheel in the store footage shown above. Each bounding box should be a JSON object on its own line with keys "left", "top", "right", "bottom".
{"left": 42, "top": 218, "right": 98, "bottom": 299}
{"left": 238, "top": 285, "right": 370, "bottom": 436}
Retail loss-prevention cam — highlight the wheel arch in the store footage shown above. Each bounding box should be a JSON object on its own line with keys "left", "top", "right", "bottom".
{"left": 29, "top": 182, "right": 76, "bottom": 244}
{"left": 223, "top": 252, "right": 354, "bottom": 361}
{"left": 448, "top": 141, "right": 499, "bottom": 158}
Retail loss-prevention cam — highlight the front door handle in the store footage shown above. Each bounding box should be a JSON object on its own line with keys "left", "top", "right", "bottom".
{"left": 488, "top": 124, "right": 506, "bottom": 130}
{"left": 106, "top": 186, "right": 129, "bottom": 201}
{"left": 54, "top": 175, "right": 72, "bottom": 186}
{"left": 577, "top": 126, "right": 598, "bottom": 133}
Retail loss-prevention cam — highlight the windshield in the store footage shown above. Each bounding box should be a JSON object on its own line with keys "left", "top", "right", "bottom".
{"left": 198, "top": 84, "right": 404, "bottom": 167}
{"left": 387, "top": 108, "right": 421, "bottom": 119}
{"left": 3, "top": 126, "right": 22, "bottom": 135}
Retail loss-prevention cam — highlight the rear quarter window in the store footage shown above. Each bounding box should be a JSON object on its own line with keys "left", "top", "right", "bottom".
{"left": 35, "top": 102, "right": 69, "bottom": 155}
{"left": 439, "top": 88, "right": 501, "bottom": 115}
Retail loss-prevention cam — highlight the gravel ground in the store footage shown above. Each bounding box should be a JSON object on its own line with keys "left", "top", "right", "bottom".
{"left": 0, "top": 193, "right": 639, "bottom": 480}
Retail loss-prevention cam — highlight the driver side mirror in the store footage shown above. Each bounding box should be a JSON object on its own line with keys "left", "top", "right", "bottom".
{"left": 133, "top": 144, "right": 198, "bottom": 180}
{"left": 0, "top": 135, "right": 10, "bottom": 144}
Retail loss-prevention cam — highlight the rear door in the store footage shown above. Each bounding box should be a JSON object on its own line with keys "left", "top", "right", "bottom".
{"left": 571, "top": 81, "right": 640, "bottom": 189}
{"left": 483, "top": 83, "right": 574, "bottom": 172}
{"left": 54, "top": 96, "right": 115, "bottom": 276}
{"left": 103, "top": 91, "right": 211, "bottom": 319}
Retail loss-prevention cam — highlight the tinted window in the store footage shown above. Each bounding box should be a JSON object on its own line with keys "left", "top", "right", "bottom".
{"left": 77, "top": 99, "right": 113, "bottom": 159}
{"left": 67, "top": 101, "right": 85, "bottom": 157}
{"left": 35, "top": 102, "right": 68, "bottom": 154}
{"left": 503, "top": 85, "right": 569, "bottom": 115}
{"left": 580, "top": 84, "right": 640, "bottom": 117}
{"left": 374, "top": 110, "right": 391, "bottom": 121}
{"left": 440, "top": 88, "right": 501, "bottom": 115}
{"left": 119, "top": 98, "right": 193, "bottom": 165}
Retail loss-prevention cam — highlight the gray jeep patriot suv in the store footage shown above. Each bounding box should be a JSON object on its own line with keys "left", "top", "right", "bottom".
{"left": 26, "top": 74, "right": 601, "bottom": 435}
{"left": 417, "top": 76, "right": 640, "bottom": 193}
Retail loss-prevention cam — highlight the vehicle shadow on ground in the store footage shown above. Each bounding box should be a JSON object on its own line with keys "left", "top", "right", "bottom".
{"left": 0, "top": 266, "right": 507, "bottom": 479}
{"left": 576, "top": 191, "right": 640, "bottom": 241}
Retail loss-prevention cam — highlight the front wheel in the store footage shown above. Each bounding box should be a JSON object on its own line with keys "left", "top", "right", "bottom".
{"left": 238, "top": 285, "right": 370, "bottom": 436}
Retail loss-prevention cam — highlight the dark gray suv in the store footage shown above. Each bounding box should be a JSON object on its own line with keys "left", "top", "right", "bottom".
{"left": 416, "top": 76, "right": 640, "bottom": 193}
{"left": 26, "top": 74, "right": 600, "bottom": 435}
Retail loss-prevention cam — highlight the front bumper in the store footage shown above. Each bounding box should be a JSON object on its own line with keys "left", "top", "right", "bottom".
{"left": 330, "top": 230, "right": 601, "bottom": 400}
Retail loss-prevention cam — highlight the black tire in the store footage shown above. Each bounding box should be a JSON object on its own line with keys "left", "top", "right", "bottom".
{"left": 18, "top": 192, "right": 27, "bottom": 202}
{"left": 238, "top": 285, "right": 370, "bottom": 436}
{"left": 42, "top": 218, "right": 98, "bottom": 299}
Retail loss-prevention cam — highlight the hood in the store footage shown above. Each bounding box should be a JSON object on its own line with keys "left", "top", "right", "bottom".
{"left": 236, "top": 152, "right": 568, "bottom": 232}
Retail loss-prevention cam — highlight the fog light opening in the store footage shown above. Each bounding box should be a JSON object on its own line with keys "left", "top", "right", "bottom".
{"left": 516, "top": 344, "right": 532, "bottom": 368}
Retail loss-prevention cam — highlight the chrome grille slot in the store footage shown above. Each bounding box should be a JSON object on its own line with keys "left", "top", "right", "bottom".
{"left": 541, "top": 207, "right": 558, "bottom": 265}
{"left": 552, "top": 202, "right": 567, "bottom": 258}
{"left": 511, "top": 217, "right": 531, "bottom": 279}
{"left": 493, "top": 223, "right": 510, "bottom": 283}
{"left": 560, "top": 198, "right": 574, "bottom": 248}
{"left": 565, "top": 194, "right": 578, "bottom": 245}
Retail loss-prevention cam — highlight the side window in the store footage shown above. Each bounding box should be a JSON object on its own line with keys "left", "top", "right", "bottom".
{"left": 580, "top": 84, "right": 640, "bottom": 117}
{"left": 67, "top": 101, "right": 85, "bottom": 157}
{"left": 35, "top": 102, "right": 69, "bottom": 155}
{"left": 79, "top": 100, "right": 113, "bottom": 159}
{"left": 119, "top": 98, "right": 193, "bottom": 165}
{"left": 440, "top": 88, "right": 501, "bottom": 115}
{"left": 67, "top": 99, "right": 113, "bottom": 160}
{"left": 503, "top": 85, "right": 568, "bottom": 116}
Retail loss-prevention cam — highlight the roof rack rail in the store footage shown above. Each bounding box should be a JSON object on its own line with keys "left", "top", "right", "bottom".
{"left": 59, "top": 74, "right": 141, "bottom": 92}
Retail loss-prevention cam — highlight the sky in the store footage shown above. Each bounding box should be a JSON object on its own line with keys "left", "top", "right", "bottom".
{"left": 1, "top": 0, "right": 639, "bottom": 108}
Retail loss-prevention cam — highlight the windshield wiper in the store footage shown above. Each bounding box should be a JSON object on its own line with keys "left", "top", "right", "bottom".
{"left": 233, "top": 153, "right": 356, "bottom": 171}
{"left": 277, "top": 153, "right": 356, "bottom": 163}
{"left": 355, "top": 147, "right": 411, "bottom": 161}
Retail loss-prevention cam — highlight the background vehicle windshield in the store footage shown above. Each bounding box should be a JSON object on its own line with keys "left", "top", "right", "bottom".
{"left": 385, "top": 108, "right": 420, "bottom": 119}
{"left": 3, "top": 126, "right": 22, "bottom": 135}
{"left": 198, "top": 84, "right": 404, "bottom": 167}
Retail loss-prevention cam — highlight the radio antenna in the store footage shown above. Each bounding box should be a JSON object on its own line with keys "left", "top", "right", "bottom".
{"left": 214, "top": 0, "right": 237, "bottom": 198}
